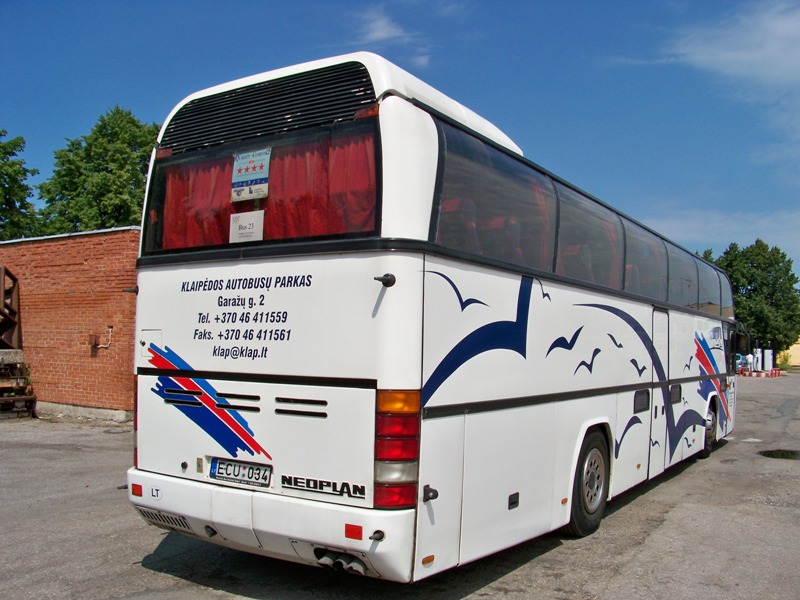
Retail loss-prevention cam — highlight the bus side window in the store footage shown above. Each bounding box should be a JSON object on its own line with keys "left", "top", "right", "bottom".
{"left": 625, "top": 264, "right": 641, "bottom": 295}
{"left": 560, "top": 244, "right": 595, "bottom": 283}
{"left": 554, "top": 182, "right": 623, "bottom": 289}
{"left": 720, "top": 272, "right": 735, "bottom": 319}
{"left": 479, "top": 216, "right": 523, "bottom": 265}
{"left": 667, "top": 246, "right": 699, "bottom": 308}
{"left": 621, "top": 218, "right": 668, "bottom": 302}
{"left": 437, "top": 198, "right": 482, "bottom": 255}
{"left": 697, "top": 258, "right": 722, "bottom": 316}
{"left": 526, "top": 177, "right": 556, "bottom": 271}
{"left": 433, "top": 119, "right": 561, "bottom": 272}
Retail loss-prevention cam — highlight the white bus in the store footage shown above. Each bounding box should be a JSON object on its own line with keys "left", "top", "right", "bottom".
{"left": 127, "top": 53, "right": 743, "bottom": 583}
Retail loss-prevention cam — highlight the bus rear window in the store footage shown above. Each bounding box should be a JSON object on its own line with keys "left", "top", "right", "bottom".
{"left": 142, "top": 120, "right": 378, "bottom": 254}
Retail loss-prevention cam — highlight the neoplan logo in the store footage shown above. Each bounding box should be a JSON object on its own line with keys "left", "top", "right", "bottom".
{"left": 281, "top": 475, "right": 366, "bottom": 499}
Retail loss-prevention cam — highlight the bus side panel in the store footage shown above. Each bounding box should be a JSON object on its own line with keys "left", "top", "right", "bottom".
{"left": 459, "top": 404, "right": 557, "bottom": 565}
{"left": 669, "top": 312, "right": 731, "bottom": 463}
{"left": 414, "top": 415, "right": 465, "bottom": 579}
{"left": 649, "top": 310, "right": 669, "bottom": 479}
{"left": 422, "top": 258, "right": 667, "bottom": 556}
{"left": 611, "top": 388, "right": 650, "bottom": 494}
{"left": 667, "top": 313, "right": 693, "bottom": 466}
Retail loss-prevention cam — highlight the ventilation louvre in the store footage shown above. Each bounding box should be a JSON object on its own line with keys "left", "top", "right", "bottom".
{"left": 161, "top": 62, "right": 376, "bottom": 154}
{"left": 135, "top": 506, "right": 195, "bottom": 535}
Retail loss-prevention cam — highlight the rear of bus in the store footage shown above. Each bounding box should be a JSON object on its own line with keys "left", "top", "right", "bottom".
{"left": 126, "top": 53, "right": 513, "bottom": 582}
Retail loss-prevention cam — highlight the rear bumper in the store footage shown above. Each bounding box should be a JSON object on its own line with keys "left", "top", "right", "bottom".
{"left": 127, "top": 468, "right": 416, "bottom": 582}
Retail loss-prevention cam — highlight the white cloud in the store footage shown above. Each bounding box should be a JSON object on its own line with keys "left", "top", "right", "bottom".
{"left": 642, "top": 205, "right": 800, "bottom": 273}
{"left": 408, "top": 53, "right": 431, "bottom": 69}
{"left": 352, "top": 6, "right": 432, "bottom": 68}
{"left": 665, "top": 1, "right": 800, "bottom": 167}
{"left": 667, "top": 2, "right": 800, "bottom": 89}
{"left": 357, "top": 7, "right": 412, "bottom": 45}
{"left": 348, "top": 2, "right": 470, "bottom": 69}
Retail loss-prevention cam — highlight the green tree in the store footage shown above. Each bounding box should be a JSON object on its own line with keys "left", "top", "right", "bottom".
{"left": 713, "top": 239, "right": 800, "bottom": 353}
{"left": 37, "top": 107, "right": 159, "bottom": 234}
{"left": 0, "top": 130, "right": 39, "bottom": 240}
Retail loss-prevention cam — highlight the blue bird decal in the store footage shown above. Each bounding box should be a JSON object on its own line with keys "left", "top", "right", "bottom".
{"left": 614, "top": 415, "right": 643, "bottom": 458}
{"left": 608, "top": 333, "right": 623, "bottom": 348}
{"left": 546, "top": 326, "right": 584, "bottom": 357}
{"left": 535, "top": 278, "right": 551, "bottom": 302}
{"left": 422, "top": 277, "right": 533, "bottom": 405}
{"left": 429, "top": 271, "right": 488, "bottom": 311}
{"left": 630, "top": 358, "right": 647, "bottom": 377}
{"left": 574, "top": 348, "right": 601, "bottom": 375}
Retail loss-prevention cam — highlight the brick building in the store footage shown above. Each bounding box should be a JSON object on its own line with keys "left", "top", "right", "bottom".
{"left": 0, "top": 227, "right": 139, "bottom": 420}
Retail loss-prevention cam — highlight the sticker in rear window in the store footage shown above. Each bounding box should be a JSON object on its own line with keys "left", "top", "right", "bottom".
{"left": 231, "top": 148, "right": 271, "bottom": 202}
{"left": 230, "top": 209, "right": 265, "bottom": 243}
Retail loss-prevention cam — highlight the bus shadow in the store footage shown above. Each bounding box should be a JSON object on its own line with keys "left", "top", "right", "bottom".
{"left": 140, "top": 528, "right": 564, "bottom": 599}
{"left": 603, "top": 439, "right": 729, "bottom": 518}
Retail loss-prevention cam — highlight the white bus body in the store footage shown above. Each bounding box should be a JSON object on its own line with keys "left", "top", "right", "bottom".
{"left": 128, "top": 53, "right": 738, "bottom": 582}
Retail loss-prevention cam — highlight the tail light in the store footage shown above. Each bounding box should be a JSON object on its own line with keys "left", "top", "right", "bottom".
{"left": 374, "top": 390, "right": 420, "bottom": 509}
{"left": 354, "top": 103, "right": 379, "bottom": 120}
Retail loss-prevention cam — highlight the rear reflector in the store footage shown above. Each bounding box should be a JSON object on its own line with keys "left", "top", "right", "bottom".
{"left": 344, "top": 524, "right": 363, "bottom": 540}
{"left": 376, "top": 413, "right": 420, "bottom": 436}
{"left": 374, "top": 483, "right": 417, "bottom": 509}
{"left": 131, "top": 483, "right": 143, "bottom": 497}
{"left": 376, "top": 437, "right": 419, "bottom": 461}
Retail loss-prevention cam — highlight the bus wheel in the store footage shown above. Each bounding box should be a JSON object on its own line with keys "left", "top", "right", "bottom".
{"left": 699, "top": 402, "right": 717, "bottom": 459}
{"left": 566, "top": 430, "right": 609, "bottom": 537}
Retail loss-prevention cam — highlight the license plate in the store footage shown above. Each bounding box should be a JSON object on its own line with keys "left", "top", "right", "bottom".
{"left": 210, "top": 458, "right": 272, "bottom": 488}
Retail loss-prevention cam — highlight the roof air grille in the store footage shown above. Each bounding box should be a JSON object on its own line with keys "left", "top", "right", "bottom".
{"left": 160, "top": 61, "right": 376, "bottom": 154}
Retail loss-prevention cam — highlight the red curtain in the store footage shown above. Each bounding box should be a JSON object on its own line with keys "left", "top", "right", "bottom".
{"left": 160, "top": 131, "right": 376, "bottom": 250}
{"left": 162, "top": 158, "right": 233, "bottom": 250}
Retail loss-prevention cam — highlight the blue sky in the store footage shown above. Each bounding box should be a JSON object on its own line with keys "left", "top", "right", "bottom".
{"left": 2, "top": 1, "right": 799, "bottom": 274}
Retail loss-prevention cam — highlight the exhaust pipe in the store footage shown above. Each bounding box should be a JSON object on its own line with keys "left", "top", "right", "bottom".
{"left": 317, "top": 551, "right": 338, "bottom": 568}
{"left": 344, "top": 557, "right": 366, "bottom": 576}
{"left": 317, "top": 552, "right": 367, "bottom": 576}
{"left": 332, "top": 555, "right": 351, "bottom": 571}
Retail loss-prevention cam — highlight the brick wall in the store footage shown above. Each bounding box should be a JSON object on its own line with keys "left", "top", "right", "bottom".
{"left": 0, "top": 228, "right": 139, "bottom": 414}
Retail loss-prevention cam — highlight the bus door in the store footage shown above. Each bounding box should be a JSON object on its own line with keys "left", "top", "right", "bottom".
{"left": 648, "top": 309, "right": 668, "bottom": 479}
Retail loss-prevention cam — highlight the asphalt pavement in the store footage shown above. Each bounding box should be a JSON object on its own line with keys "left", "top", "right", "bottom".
{"left": 0, "top": 373, "right": 798, "bottom": 599}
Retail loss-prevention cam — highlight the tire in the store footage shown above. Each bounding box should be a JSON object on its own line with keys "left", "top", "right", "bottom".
{"left": 698, "top": 401, "right": 717, "bottom": 459}
{"left": 566, "top": 430, "right": 609, "bottom": 537}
